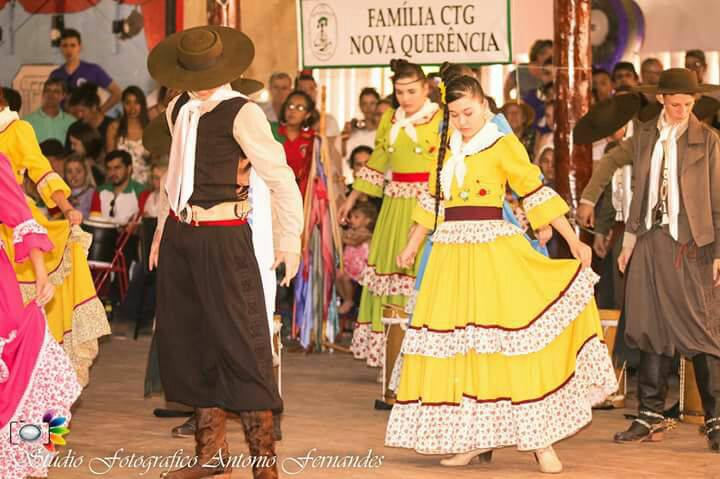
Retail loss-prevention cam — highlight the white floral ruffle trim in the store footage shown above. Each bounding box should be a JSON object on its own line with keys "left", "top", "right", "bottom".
{"left": 355, "top": 166, "right": 385, "bottom": 188}
{"left": 12, "top": 219, "right": 48, "bottom": 245}
{"left": 431, "top": 220, "right": 524, "bottom": 244}
{"left": 350, "top": 323, "right": 384, "bottom": 368}
{"left": 402, "top": 266, "right": 599, "bottom": 357}
{"left": 0, "top": 328, "right": 82, "bottom": 479}
{"left": 523, "top": 186, "right": 559, "bottom": 213}
{"left": 385, "top": 336, "right": 617, "bottom": 453}
{"left": 384, "top": 180, "right": 427, "bottom": 199}
{"left": 360, "top": 264, "right": 416, "bottom": 298}
{"left": 417, "top": 189, "right": 445, "bottom": 217}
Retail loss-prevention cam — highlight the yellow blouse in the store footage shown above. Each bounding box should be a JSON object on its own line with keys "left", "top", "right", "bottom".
{"left": 0, "top": 120, "right": 70, "bottom": 208}
{"left": 413, "top": 132, "right": 568, "bottom": 230}
{"left": 353, "top": 107, "right": 443, "bottom": 198}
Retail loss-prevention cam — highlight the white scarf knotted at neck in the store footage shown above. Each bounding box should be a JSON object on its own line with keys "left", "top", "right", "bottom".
{"left": 388, "top": 100, "right": 439, "bottom": 146}
{"left": 645, "top": 111, "right": 687, "bottom": 240}
{"left": 440, "top": 121, "right": 504, "bottom": 200}
{"left": 0, "top": 107, "right": 19, "bottom": 132}
{"left": 166, "top": 84, "right": 245, "bottom": 214}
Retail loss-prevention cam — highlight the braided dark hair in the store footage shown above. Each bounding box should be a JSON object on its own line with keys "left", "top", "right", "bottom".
{"left": 433, "top": 62, "right": 487, "bottom": 230}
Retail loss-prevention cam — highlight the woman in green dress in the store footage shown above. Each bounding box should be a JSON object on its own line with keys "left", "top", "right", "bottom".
{"left": 339, "top": 59, "right": 442, "bottom": 367}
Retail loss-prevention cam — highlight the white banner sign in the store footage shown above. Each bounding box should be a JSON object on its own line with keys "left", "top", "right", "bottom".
{"left": 298, "top": 0, "right": 512, "bottom": 68}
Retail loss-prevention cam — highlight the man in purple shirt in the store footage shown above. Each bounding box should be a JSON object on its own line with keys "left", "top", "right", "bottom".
{"left": 49, "top": 29, "right": 122, "bottom": 115}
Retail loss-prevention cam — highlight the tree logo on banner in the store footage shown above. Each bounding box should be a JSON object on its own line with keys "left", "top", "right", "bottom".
{"left": 309, "top": 3, "right": 337, "bottom": 61}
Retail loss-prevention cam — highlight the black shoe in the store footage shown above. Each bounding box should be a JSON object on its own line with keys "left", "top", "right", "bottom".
{"left": 614, "top": 411, "right": 670, "bottom": 443}
{"left": 171, "top": 414, "right": 196, "bottom": 438}
{"left": 705, "top": 418, "right": 720, "bottom": 452}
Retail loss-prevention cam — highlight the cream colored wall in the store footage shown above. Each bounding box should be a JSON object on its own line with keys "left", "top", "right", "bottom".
{"left": 183, "top": 0, "right": 207, "bottom": 29}
{"left": 242, "top": 0, "right": 299, "bottom": 86}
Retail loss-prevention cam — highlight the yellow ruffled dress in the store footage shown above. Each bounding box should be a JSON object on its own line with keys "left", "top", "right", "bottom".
{"left": 385, "top": 126, "right": 617, "bottom": 453}
{"left": 350, "top": 106, "right": 442, "bottom": 367}
{"left": 0, "top": 120, "right": 110, "bottom": 386}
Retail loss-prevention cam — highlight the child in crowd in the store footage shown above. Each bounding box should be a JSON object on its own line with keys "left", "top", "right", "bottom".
{"left": 336, "top": 201, "right": 378, "bottom": 315}
{"left": 64, "top": 153, "right": 96, "bottom": 219}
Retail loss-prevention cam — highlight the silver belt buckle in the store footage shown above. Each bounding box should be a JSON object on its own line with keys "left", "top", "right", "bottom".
{"left": 178, "top": 206, "right": 191, "bottom": 224}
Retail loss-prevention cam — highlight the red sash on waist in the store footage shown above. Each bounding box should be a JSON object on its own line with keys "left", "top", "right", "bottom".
{"left": 391, "top": 172, "right": 430, "bottom": 183}
{"left": 169, "top": 210, "right": 248, "bottom": 227}
{"left": 444, "top": 206, "right": 503, "bottom": 221}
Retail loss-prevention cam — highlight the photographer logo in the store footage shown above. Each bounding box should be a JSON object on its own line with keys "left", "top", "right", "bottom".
{"left": 9, "top": 410, "right": 70, "bottom": 452}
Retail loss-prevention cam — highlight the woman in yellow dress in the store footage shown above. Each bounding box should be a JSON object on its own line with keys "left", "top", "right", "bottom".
{"left": 0, "top": 94, "right": 110, "bottom": 387}
{"left": 339, "top": 59, "right": 442, "bottom": 368}
{"left": 385, "top": 68, "right": 617, "bottom": 473}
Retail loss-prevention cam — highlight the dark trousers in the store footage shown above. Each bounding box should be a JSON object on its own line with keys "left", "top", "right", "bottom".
{"left": 638, "top": 351, "right": 720, "bottom": 421}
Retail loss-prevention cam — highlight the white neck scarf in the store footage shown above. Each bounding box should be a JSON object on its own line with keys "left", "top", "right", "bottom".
{"left": 440, "top": 120, "right": 504, "bottom": 199}
{"left": 388, "top": 100, "right": 439, "bottom": 145}
{"left": 166, "top": 84, "right": 244, "bottom": 214}
{"left": 645, "top": 111, "right": 688, "bottom": 239}
{"left": 0, "top": 107, "right": 19, "bottom": 132}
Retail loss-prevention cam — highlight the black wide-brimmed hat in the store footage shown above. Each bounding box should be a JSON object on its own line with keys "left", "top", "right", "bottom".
{"left": 143, "top": 77, "right": 264, "bottom": 156}
{"left": 637, "top": 94, "right": 720, "bottom": 123}
{"left": 634, "top": 68, "right": 720, "bottom": 95}
{"left": 148, "top": 26, "right": 255, "bottom": 91}
{"left": 573, "top": 92, "right": 641, "bottom": 144}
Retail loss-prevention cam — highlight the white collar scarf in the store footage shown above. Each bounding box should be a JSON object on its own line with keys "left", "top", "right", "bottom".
{"left": 389, "top": 100, "right": 439, "bottom": 145}
{"left": 166, "top": 84, "right": 245, "bottom": 214}
{"left": 645, "top": 111, "right": 688, "bottom": 239}
{"left": 0, "top": 107, "right": 19, "bottom": 133}
{"left": 440, "top": 121, "right": 504, "bottom": 199}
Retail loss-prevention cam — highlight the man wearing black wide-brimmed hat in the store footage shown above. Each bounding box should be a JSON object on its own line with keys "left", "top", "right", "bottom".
{"left": 147, "top": 26, "right": 303, "bottom": 478}
{"left": 577, "top": 68, "right": 720, "bottom": 451}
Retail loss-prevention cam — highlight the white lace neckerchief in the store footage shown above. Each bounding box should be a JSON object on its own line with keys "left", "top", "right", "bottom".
{"left": 165, "top": 84, "right": 245, "bottom": 215}
{"left": 645, "top": 111, "right": 688, "bottom": 239}
{"left": 388, "top": 100, "right": 439, "bottom": 146}
{"left": 0, "top": 107, "right": 19, "bottom": 133}
{"left": 440, "top": 120, "right": 504, "bottom": 199}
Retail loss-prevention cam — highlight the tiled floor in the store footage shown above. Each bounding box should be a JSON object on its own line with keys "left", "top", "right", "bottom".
{"left": 47, "top": 335, "right": 720, "bottom": 479}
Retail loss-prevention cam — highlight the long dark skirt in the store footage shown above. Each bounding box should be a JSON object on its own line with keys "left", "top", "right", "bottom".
{"left": 625, "top": 227, "right": 720, "bottom": 359}
{"left": 156, "top": 218, "right": 281, "bottom": 414}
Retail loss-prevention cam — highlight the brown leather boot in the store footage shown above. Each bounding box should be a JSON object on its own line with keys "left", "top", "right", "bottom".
{"left": 160, "top": 407, "right": 232, "bottom": 478}
{"left": 239, "top": 410, "right": 278, "bottom": 479}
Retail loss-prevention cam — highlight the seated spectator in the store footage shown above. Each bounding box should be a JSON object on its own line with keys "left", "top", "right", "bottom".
{"left": 64, "top": 153, "right": 96, "bottom": 219}
{"left": 67, "top": 121, "right": 105, "bottom": 185}
{"left": 23, "top": 79, "right": 76, "bottom": 143}
{"left": 106, "top": 86, "right": 151, "bottom": 185}
{"left": 592, "top": 68, "right": 613, "bottom": 102}
{"left": 40, "top": 139, "right": 66, "bottom": 175}
{"left": 90, "top": 150, "right": 145, "bottom": 225}
{"left": 148, "top": 86, "right": 180, "bottom": 120}
{"left": 296, "top": 71, "right": 340, "bottom": 139}
{"left": 67, "top": 83, "right": 114, "bottom": 147}
{"left": 276, "top": 90, "right": 318, "bottom": 197}
{"left": 611, "top": 62, "right": 639, "bottom": 89}
{"left": 50, "top": 28, "right": 121, "bottom": 114}
{"left": 336, "top": 201, "right": 378, "bottom": 315}
{"left": 640, "top": 58, "right": 663, "bottom": 86}
{"left": 504, "top": 39, "right": 553, "bottom": 102}
{"left": 502, "top": 100, "right": 537, "bottom": 157}
{"left": 535, "top": 142, "right": 556, "bottom": 189}
{"left": 341, "top": 87, "right": 380, "bottom": 183}
{"left": 139, "top": 163, "right": 167, "bottom": 219}
{"left": 260, "top": 72, "right": 293, "bottom": 124}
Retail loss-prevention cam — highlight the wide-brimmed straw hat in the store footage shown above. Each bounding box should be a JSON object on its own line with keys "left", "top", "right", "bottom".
{"left": 501, "top": 100, "right": 536, "bottom": 128}
{"left": 634, "top": 68, "right": 720, "bottom": 95}
{"left": 143, "top": 77, "right": 263, "bottom": 157}
{"left": 148, "top": 26, "right": 255, "bottom": 91}
{"left": 574, "top": 92, "right": 641, "bottom": 144}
